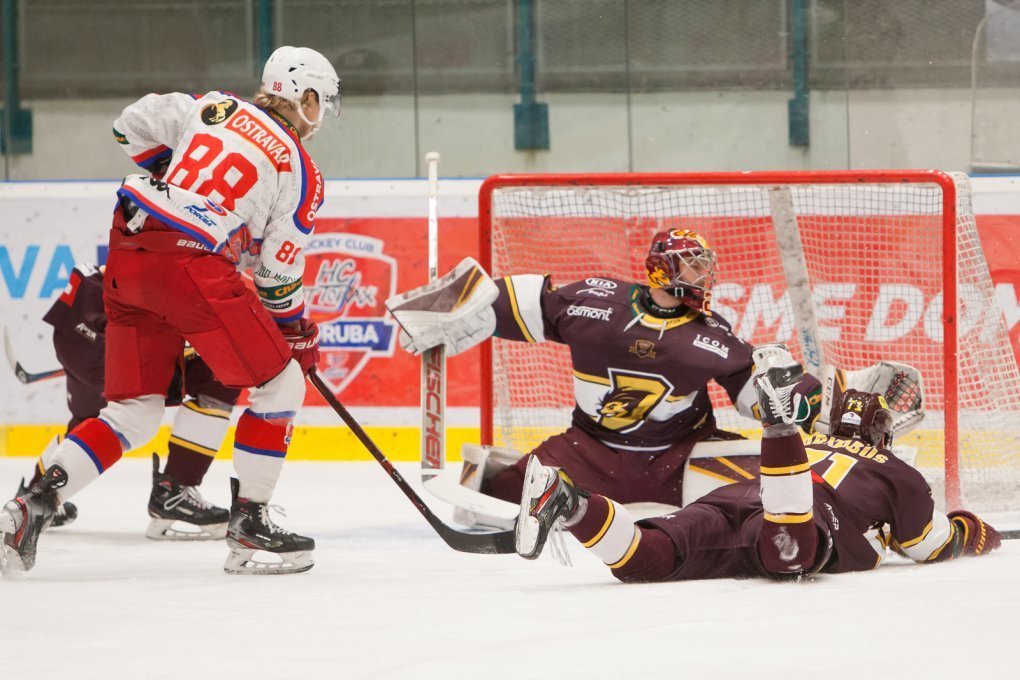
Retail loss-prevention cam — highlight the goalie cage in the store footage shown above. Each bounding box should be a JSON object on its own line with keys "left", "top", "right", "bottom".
{"left": 477, "top": 170, "right": 1020, "bottom": 514}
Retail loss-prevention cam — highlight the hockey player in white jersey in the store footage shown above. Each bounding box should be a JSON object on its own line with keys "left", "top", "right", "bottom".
{"left": 0, "top": 46, "right": 340, "bottom": 576}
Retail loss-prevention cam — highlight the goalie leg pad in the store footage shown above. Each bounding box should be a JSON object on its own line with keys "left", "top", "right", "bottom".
{"left": 451, "top": 444, "right": 524, "bottom": 530}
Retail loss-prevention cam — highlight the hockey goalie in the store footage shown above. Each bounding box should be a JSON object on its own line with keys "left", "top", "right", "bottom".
{"left": 387, "top": 230, "right": 924, "bottom": 528}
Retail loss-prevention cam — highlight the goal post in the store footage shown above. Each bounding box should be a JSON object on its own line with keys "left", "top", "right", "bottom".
{"left": 478, "top": 170, "right": 1020, "bottom": 512}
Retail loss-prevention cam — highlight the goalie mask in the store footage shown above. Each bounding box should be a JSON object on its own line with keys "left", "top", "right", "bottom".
{"left": 645, "top": 229, "right": 717, "bottom": 313}
{"left": 830, "top": 389, "right": 894, "bottom": 449}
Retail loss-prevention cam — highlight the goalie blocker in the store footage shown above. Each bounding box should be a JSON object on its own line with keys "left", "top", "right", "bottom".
{"left": 385, "top": 257, "right": 498, "bottom": 357}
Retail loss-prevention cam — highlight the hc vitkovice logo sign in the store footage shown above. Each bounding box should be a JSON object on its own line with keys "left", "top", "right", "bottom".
{"left": 304, "top": 233, "right": 398, "bottom": 393}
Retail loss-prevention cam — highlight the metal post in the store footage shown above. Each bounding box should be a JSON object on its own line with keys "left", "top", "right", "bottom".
{"left": 256, "top": 0, "right": 274, "bottom": 68}
{"left": 788, "top": 0, "right": 810, "bottom": 147}
{"left": 514, "top": 0, "right": 549, "bottom": 150}
{"left": 1, "top": 0, "right": 32, "bottom": 156}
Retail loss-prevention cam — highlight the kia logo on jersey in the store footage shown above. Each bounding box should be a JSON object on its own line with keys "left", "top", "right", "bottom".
{"left": 584, "top": 278, "right": 617, "bottom": 289}
{"left": 303, "top": 233, "right": 398, "bottom": 394}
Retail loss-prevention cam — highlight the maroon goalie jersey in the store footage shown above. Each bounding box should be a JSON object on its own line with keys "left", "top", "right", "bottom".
{"left": 643, "top": 432, "right": 955, "bottom": 580}
{"left": 492, "top": 275, "right": 762, "bottom": 451}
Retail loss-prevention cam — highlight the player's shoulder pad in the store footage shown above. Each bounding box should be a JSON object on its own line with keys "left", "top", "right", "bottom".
{"left": 555, "top": 277, "right": 633, "bottom": 305}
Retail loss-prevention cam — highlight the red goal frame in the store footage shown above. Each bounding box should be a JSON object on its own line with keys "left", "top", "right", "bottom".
{"left": 477, "top": 171, "right": 961, "bottom": 507}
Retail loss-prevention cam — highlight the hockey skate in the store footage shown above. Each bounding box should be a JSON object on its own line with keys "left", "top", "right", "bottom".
{"left": 0, "top": 465, "right": 67, "bottom": 575}
{"left": 752, "top": 344, "right": 806, "bottom": 426}
{"left": 224, "top": 478, "right": 314, "bottom": 575}
{"left": 146, "top": 454, "right": 228, "bottom": 541}
{"left": 15, "top": 478, "right": 77, "bottom": 529}
{"left": 515, "top": 455, "right": 582, "bottom": 560}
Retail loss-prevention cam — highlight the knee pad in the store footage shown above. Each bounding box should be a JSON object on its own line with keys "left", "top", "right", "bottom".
{"left": 248, "top": 360, "right": 305, "bottom": 415}
{"left": 99, "top": 395, "right": 165, "bottom": 450}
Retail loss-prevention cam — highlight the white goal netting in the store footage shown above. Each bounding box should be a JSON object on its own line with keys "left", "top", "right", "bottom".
{"left": 481, "top": 171, "right": 1020, "bottom": 512}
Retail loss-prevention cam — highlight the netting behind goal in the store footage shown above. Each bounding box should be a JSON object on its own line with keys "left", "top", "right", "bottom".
{"left": 478, "top": 171, "right": 1020, "bottom": 512}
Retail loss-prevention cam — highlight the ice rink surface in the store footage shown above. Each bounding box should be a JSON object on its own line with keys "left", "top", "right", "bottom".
{"left": 1, "top": 457, "right": 1018, "bottom": 680}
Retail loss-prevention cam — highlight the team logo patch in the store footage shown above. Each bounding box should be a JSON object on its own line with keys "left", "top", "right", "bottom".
{"left": 628, "top": 340, "right": 656, "bottom": 359}
{"left": 201, "top": 98, "right": 238, "bottom": 125}
{"left": 304, "top": 233, "right": 398, "bottom": 394}
{"left": 203, "top": 199, "right": 228, "bottom": 216}
{"left": 693, "top": 333, "right": 729, "bottom": 358}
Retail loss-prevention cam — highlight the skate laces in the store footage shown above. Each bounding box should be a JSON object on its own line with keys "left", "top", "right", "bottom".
{"left": 163, "top": 486, "right": 213, "bottom": 512}
{"left": 548, "top": 524, "right": 573, "bottom": 567}
{"left": 757, "top": 374, "right": 805, "bottom": 425}
{"left": 259, "top": 503, "right": 293, "bottom": 535}
{"left": 540, "top": 469, "right": 574, "bottom": 567}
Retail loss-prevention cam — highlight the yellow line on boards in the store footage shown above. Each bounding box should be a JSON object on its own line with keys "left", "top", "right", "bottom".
{"left": 0, "top": 425, "right": 480, "bottom": 462}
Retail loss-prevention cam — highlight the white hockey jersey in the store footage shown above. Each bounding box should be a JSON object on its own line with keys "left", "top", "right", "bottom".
{"left": 112, "top": 91, "right": 324, "bottom": 323}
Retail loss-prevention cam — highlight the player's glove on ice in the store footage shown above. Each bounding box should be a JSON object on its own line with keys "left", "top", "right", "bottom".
{"left": 948, "top": 510, "right": 1002, "bottom": 556}
{"left": 281, "top": 318, "right": 320, "bottom": 373}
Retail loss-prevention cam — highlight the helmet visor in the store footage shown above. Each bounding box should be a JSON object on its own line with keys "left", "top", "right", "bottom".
{"left": 321, "top": 88, "right": 342, "bottom": 119}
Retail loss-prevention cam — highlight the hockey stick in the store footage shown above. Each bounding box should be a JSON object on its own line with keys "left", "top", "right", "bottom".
{"left": 3, "top": 327, "right": 65, "bottom": 384}
{"left": 420, "top": 151, "right": 446, "bottom": 483}
{"left": 308, "top": 370, "right": 516, "bottom": 555}
{"left": 769, "top": 186, "right": 824, "bottom": 374}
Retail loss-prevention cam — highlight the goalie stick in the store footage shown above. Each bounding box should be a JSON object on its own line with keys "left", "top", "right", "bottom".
{"left": 420, "top": 151, "right": 446, "bottom": 483}
{"left": 3, "top": 327, "right": 65, "bottom": 384}
{"left": 308, "top": 370, "right": 516, "bottom": 555}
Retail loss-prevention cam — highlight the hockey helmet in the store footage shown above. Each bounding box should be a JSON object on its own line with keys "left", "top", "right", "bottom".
{"left": 830, "top": 389, "right": 894, "bottom": 449}
{"left": 645, "top": 229, "right": 716, "bottom": 312}
{"left": 262, "top": 46, "right": 341, "bottom": 128}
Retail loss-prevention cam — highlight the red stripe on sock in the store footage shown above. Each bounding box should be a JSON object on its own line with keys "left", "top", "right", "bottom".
{"left": 235, "top": 410, "right": 292, "bottom": 456}
{"left": 69, "top": 418, "right": 124, "bottom": 471}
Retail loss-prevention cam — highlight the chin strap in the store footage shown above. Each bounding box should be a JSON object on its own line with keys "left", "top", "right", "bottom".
{"left": 296, "top": 104, "right": 325, "bottom": 139}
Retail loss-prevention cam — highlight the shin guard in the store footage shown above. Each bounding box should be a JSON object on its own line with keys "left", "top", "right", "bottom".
{"left": 758, "top": 431, "right": 819, "bottom": 575}
{"left": 52, "top": 419, "right": 125, "bottom": 500}
{"left": 232, "top": 409, "right": 293, "bottom": 503}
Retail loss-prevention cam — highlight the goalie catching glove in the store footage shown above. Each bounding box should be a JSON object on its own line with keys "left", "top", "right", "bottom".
{"left": 385, "top": 257, "right": 498, "bottom": 357}
{"left": 814, "top": 361, "right": 924, "bottom": 437}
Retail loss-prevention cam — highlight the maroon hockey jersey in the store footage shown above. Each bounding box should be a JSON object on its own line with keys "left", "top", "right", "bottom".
{"left": 492, "top": 275, "right": 818, "bottom": 451}
{"left": 643, "top": 432, "right": 952, "bottom": 580}
{"left": 43, "top": 263, "right": 107, "bottom": 389}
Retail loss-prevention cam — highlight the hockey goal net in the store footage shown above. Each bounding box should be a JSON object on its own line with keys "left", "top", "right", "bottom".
{"left": 478, "top": 171, "right": 1020, "bottom": 512}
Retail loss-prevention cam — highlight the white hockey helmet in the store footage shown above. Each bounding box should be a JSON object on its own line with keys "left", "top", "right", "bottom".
{"left": 261, "top": 46, "right": 341, "bottom": 130}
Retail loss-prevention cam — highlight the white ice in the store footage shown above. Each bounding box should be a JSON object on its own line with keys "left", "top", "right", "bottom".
{"left": 1, "top": 457, "right": 1018, "bottom": 680}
